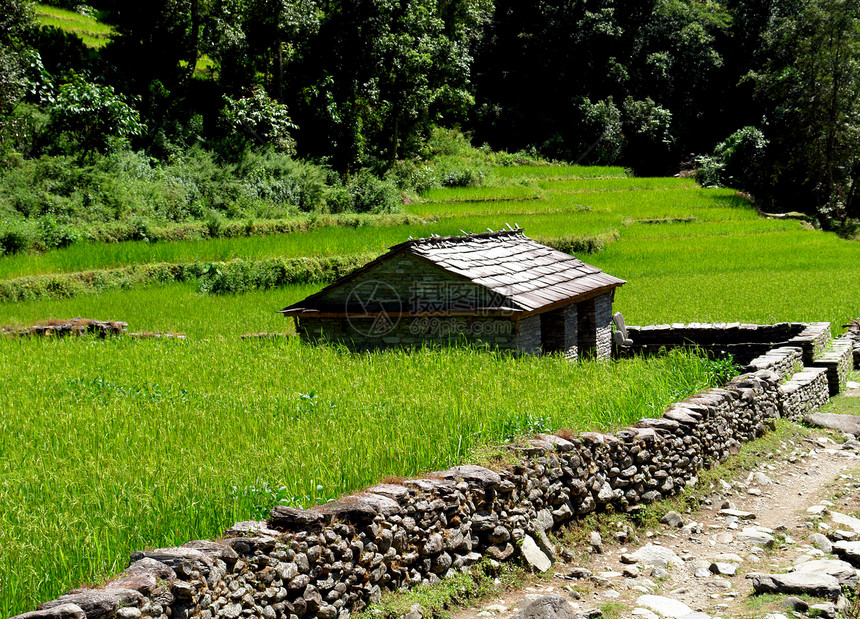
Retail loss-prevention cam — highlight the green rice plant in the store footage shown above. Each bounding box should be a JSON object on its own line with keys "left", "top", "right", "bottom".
{"left": 419, "top": 185, "right": 544, "bottom": 203}
{"left": 0, "top": 341, "right": 721, "bottom": 617}
{"left": 34, "top": 5, "right": 115, "bottom": 48}
{"left": 536, "top": 177, "right": 697, "bottom": 193}
{"left": 0, "top": 282, "right": 314, "bottom": 338}
{"left": 488, "top": 165, "right": 628, "bottom": 180}
{"left": 0, "top": 254, "right": 374, "bottom": 303}
{"left": 588, "top": 228, "right": 860, "bottom": 329}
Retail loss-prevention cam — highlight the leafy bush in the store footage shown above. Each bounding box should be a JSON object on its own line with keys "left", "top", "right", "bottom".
{"left": 237, "top": 150, "right": 327, "bottom": 213}
{"left": 539, "top": 229, "right": 620, "bottom": 255}
{"left": 346, "top": 170, "right": 400, "bottom": 213}
{"left": 221, "top": 87, "right": 297, "bottom": 155}
{"left": 37, "top": 214, "right": 78, "bottom": 249}
{"left": 0, "top": 220, "right": 35, "bottom": 255}
{"left": 693, "top": 154, "right": 725, "bottom": 188}
{"left": 695, "top": 126, "right": 768, "bottom": 193}
{"left": 439, "top": 164, "right": 485, "bottom": 188}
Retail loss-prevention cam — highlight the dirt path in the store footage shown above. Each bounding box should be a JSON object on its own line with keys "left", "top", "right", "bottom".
{"left": 450, "top": 386, "right": 860, "bottom": 619}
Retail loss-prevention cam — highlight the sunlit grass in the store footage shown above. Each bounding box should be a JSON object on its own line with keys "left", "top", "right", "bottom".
{"left": 489, "top": 164, "right": 628, "bottom": 180}
{"left": 0, "top": 282, "right": 315, "bottom": 338}
{"left": 4, "top": 160, "right": 860, "bottom": 616}
{"left": 35, "top": 4, "right": 114, "bottom": 48}
{"left": 0, "top": 339, "right": 719, "bottom": 617}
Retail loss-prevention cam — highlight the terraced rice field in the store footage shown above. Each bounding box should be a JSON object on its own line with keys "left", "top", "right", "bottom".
{"left": 2, "top": 163, "right": 859, "bottom": 616}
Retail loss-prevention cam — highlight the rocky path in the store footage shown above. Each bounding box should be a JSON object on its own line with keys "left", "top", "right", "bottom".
{"left": 449, "top": 385, "right": 860, "bottom": 619}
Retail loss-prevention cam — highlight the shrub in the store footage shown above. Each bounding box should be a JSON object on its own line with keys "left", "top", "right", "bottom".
{"left": 694, "top": 154, "right": 725, "bottom": 188}
{"left": 38, "top": 214, "right": 78, "bottom": 249}
{"left": 237, "top": 150, "right": 326, "bottom": 213}
{"left": 44, "top": 74, "right": 146, "bottom": 158}
{"left": 0, "top": 220, "right": 35, "bottom": 254}
{"left": 695, "top": 126, "right": 768, "bottom": 193}
{"left": 346, "top": 170, "right": 400, "bottom": 214}
{"left": 439, "top": 164, "right": 485, "bottom": 188}
{"left": 539, "top": 229, "right": 620, "bottom": 255}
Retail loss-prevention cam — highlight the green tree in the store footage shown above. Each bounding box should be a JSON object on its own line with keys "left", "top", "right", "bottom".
{"left": 749, "top": 0, "right": 860, "bottom": 221}
{"left": 221, "top": 86, "right": 297, "bottom": 154}
{"left": 297, "top": 0, "right": 492, "bottom": 169}
{"left": 206, "top": 0, "right": 320, "bottom": 99}
{"left": 0, "top": 0, "right": 39, "bottom": 156}
{"left": 45, "top": 74, "right": 146, "bottom": 158}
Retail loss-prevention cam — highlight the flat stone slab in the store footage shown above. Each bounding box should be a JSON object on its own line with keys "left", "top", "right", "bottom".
{"left": 9, "top": 605, "right": 86, "bottom": 619}
{"left": 622, "top": 544, "right": 684, "bottom": 568}
{"left": 41, "top": 590, "right": 144, "bottom": 619}
{"left": 511, "top": 595, "right": 576, "bottom": 619}
{"left": 831, "top": 540, "right": 860, "bottom": 566}
{"left": 521, "top": 535, "right": 552, "bottom": 572}
{"left": 791, "top": 559, "right": 858, "bottom": 587}
{"left": 268, "top": 507, "right": 324, "bottom": 529}
{"left": 709, "top": 562, "right": 737, "bottom": 576}
{"left": 804, "top": 413, "right": 860, "bottom": 437}
{"left": 737, "top": 528, "right": 775, "bottom": 546}
{"left": 435, "top": 465, "right": 501, "bottom": 488}
{"left": 635, "top": 595, "right": 694, "bottom": 618}
{"left": 747, "top": 573, "right": 841, "bottom": 599}
{"left": 719, "top": 509, "right": 755, "bottom": 520}
{"left": 830, "top": 511, "right": 860, "bottom": 533}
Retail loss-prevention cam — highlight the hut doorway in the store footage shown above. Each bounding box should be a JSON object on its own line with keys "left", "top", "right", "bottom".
{"left": 577, "top": 298, "right": 597, "bottom": 359}
{"left": 541, "top": 309, "right": 566, "bottom": 353}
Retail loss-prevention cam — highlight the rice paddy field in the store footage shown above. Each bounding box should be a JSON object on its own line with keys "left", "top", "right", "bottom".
{"left": 2, "top": 163, "right": 860, "bottom": 616}
{"left": 34, "top": 4, "right": 115, "bottom": 49}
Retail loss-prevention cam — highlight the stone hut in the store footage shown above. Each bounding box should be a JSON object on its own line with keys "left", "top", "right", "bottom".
{"left": 279, "top": 229, "right": 625, "bottom": 358}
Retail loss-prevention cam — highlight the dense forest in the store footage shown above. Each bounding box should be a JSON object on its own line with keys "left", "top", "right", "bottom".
{"left": 1, "top": 0, "right": 859, "bottom": 253}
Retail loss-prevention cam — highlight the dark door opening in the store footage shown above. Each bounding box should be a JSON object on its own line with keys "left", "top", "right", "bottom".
{"left": 577, "top": 298, "right": 596, "bottom": 359}
{"left": 541, "top": 309, "right": 565, "bottom": 354}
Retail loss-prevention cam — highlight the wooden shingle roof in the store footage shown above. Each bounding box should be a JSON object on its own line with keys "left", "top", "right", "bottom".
{"left": 280, "top": 229, "right": 625, "bottom": 316}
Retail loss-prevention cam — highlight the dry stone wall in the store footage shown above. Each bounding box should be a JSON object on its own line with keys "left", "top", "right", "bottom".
{"left": 15, "top": 366, "right": 802, "bottom": 619}
{"left": 624, "top": 322, "right": 832, "bottom": 365}
{"left": 17, "top": 318, "right": 852, "bottom": 619}
{"left": 811, "top": 335, "right": 855, "bottom": 396}
{"left": 779, "top": 367, "right": 830, "bottom": 421}
{"left": 744, "top": 346, "right": 803, "bottom": 379}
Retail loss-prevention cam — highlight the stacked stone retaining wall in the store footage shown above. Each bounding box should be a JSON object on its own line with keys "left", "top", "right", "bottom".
{"left": 811, "top": 336, "right": 855, "bottom": 396}
{"left": 624, "top": 322, "right": 832, "bottom": 365}
{"left": 744, "top": 346, "right": 803, "bottom": 380}
{"left": 779, "top": 367, "right": 830, "bottom": 421}
{"left": 14, "top": 368, "right": 794, "bottom": 619}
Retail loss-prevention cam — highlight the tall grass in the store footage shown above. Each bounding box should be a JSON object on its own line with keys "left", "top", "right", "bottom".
{"left": 34, "top": 5, "right": 114, "bottom": 48}
{"left": 0, "top": 340, "right": 720, "bottom": 617}
{"left": 488, "top": 165, "right": 628, "bottom": 180}
{"left": 589, "top": 228, "right": 860, "bottom": 328}
{"left": 0, "top": 283, "right": 317, "bottom": 338}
